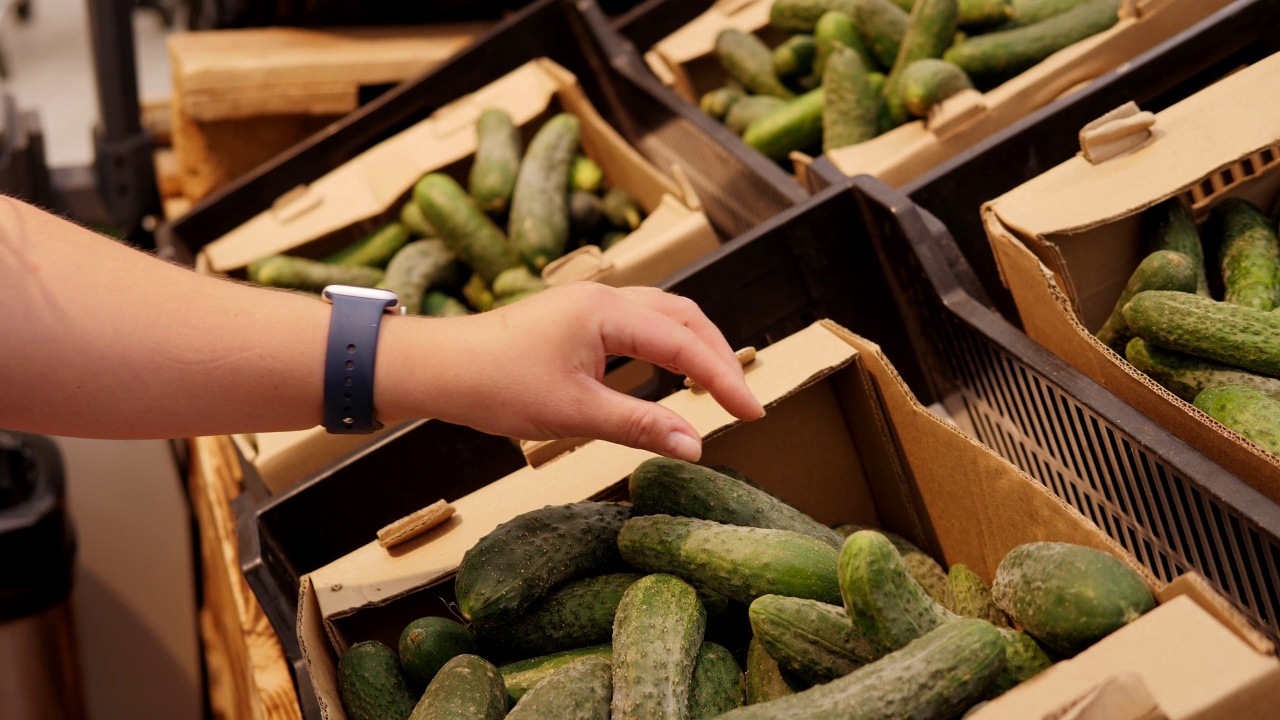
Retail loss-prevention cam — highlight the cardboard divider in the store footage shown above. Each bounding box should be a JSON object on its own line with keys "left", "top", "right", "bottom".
{"left": 297, "top": 321, "right": 1280, "bottom": 720}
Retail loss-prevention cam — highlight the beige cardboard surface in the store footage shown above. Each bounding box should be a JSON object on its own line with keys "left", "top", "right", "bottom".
{"left": 984, "top": 53, "right": 1280, "bottom": 502}
{"left": 299, "top": 321, "right": 1280, "bottom": 720}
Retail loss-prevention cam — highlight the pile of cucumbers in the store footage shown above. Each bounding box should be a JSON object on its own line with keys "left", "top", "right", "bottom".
{"left": 246, "top": 109, "right": 645, "bottom": 316}
{"left": 337, "top": 458, "right": 1156, "bottom": 719}
{"left": 1095, "top": 196, "right": 1280, "bottom": 458}
{"left": 700, "top": 0, "right": 1121, "bottom": 163}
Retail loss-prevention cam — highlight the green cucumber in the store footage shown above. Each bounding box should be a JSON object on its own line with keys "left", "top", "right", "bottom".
{"left": 713, "top": 619, "right": 1006, "bottom": 719}
{"left": 773, "top": 34, "right": 818, "bottom": 80}
{"left": 725, "top": 96, "right": 789, "bottom": 135}
{"left": 423, "top": 291, "right": 471, "bottom": 317}
{"left": 326, "top": 223, "right": 411, "bottom": 267}
{"left": 455, "top": 502, "right": 633, "bottom": 623}
{"left": 1143, "top": 198, "right": 1209, "bottom": 296}
{"left": 745, "top": 637, "right": 802, "bottom": 704}
{"left": 883, "top": 0, "right": 959, "bottom": 126}
{"left": 959, "top": 0, "right": 1013, "bottom": 27}
{"left": 611, "top": 574, "right": 707, "bottom": 720}
{"left": 1210, "top": 198, "right": 1280, "bottom": 312}
{"left": 414, "top": 173, "right": 521, "bottom": 283}
{"left": 855, "top": 0, "right": 911, "bottom": 69}
{"left": 499, "top": 645, "right": 613, "bottom": 705}
{"left": 381, "top": 239, "right": 461, "bottom": 316}
{"left": 989, "top": 628, "right": 1054, "bottom": 697}
{"left": 715, "top": 29, "right": 796, "bottom": 99}
{"left": 462, "top": 272, "right": 494, "bottom": 312}
{"left": 899, "top": 58, "right": 973, "bottom": 117}
{"left": 814, "top": 11, "right": 872, "bottom": 77}
{"left": 770, "top": 0, "right": 859, "bottom": 32}
{"left": 689, "top": 642, "right": 745, "bottom": 718}
{"left": 399, "top": 617, "right": 477, "bottom": 689}
{"left": 617, "top": 515, "right": 842, "bottom": 605}
{"left": 838, "top": 530, "right": 954, "bottom": 659}
{"left": 1122, "top": 291, "right": 1280, "bottom": 377}
{"left": 1006, "top": 0, "right": 1088, "bottom": 26}
{"left": 248, "top": 255, "right": 383, "bottom": 292}
{"left": 942, "top": 0, "right": 1120, "bottom": 87}
{"left": 701, "top": 86, "right": 747, "bottom": 120}
{"left": 401, "top": 198, "right": 438, "bottom": 238}
{"left": 992, "top": 542, "right": 1155, "bottom": 656}
{"left": 743, "top": 88, "right": 826, "bottom": 163}
{"left": 408, "top": 654, "right": 506, "bottom": 720}
{"left": 571, "top": 155, "right": 604, "bottom": 194}
{"left": 602, "top": 187, "right": 643, "bottom": 231}
{"left": 338, "top": 641, "right": 416, "bottom": 720}
{"left": 509, "top": 113, "right": 581, "bottom": 270}
{"left": 946, "top": 564, "right": 1009, "bottom": 627}
{"left": 836, "top": 524, "right": 950, "bottom": 605}
{"left": 1095, "top": 250, "right": 1198, "bottom": 354}
{"left": 469, "top": 108, "right": 522, "bottom": 215}
{"left": 475, "top": 573, "right": 643, "bottom": 660}
{"left": 491, "top": 265, "right": 548, "bottom": 298}
{"left": 628, "top": 458, "right": 845, "bottom": 548}
{"left": 748, "top": 595, "right": 869, "bottom": 684}
{"left": 1125, "top": 338, "right": 1280, "bottom": 403}
{"left": 1193, "top": 385, "right": 1280, "bottom": 457}
{"left": 506, "top": 656, "right": 612, "bottom": 720}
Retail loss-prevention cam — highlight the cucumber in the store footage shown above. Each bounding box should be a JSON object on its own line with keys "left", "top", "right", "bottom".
{"left": 748, "top": 595, "right": 869, "bottom": 684}
{"left": 855, "top": 0, "right": 910, "bottom": 69}
{"left": 381, "top": 239, "right": 461, "bottom": 316}
{"left": 772, "top": 34, "right": 818, "bottom": 80}
{"left": 248, "top": 255, "right": 383, "bottom": 292}
{"left": 743, "top": 88, "right": 826, "bottom": 163}
{"left": 745, "top": 637, "right": 802, "bottom": 704}
{"left": 1210, "top": 198, "right": 1280, "bottom": 312}
{"left": 414, "top": 173, "right": 521, "bottom": 283}
{"left": 506, "top": 656, "right": 612, "bottom": 720}
{"left": 475, "top": 573, "right": 643, "bottom": 661}
{"left": 455, "top": 502, "right": 633, "bottom": 624}
{"left": 837, "top": 530, "right": 954, "bottom": 659}
{"left": 946, "top": 564, "right": 1009, "bottom": 627}
{"left": 1143, "top": 198, "right": 1209, "bottom": 297}
{"left": 570, "top": 191, "right": 602, "bottom": 240}
{"left": 701, "top": 86, "right": 748, "bottom": 120}
{"left": 462, "top": 272, "right": 495, "bottom": 312}
{"left": 770, "top": 0, "right": 859, "bottom": 32}
{"left": 836, "top": 524, "right": 950, "bottom": 605}
{"left": 713, "top": 619, "right": 1006, "bottom": 720}
{"left": 689, "top": 642, "right": 745, "bottom": 718}
{"left": 617, "top": 515, "right": 842, "bottom": 605}
{"left": 602, "top": 187, "right": 643, "bottom": 231}
{"left": 796, "top": 73, "right": 823, "bottom": 92}
{"left": 423, "top": 291, "right": 471, "bottom": 317}
{"left": 714, "top": 29, "right": 796, "bottom": 99}
{"left": 326, "top": 223, "right": 411, "bottom": 267}
{"left": 942, "top": 0, "right": 1120, "bottom": 86}
{"left": 499, "top": 645, "right": 613, "bottom": 705}
{"left": 491, "top": 265, "right": 548, "bottom": 298}
{"left": 1006, "top": 0, "right": 1088, "bottom": 26}
{"left": 1094, "top": 250, "right": 1198, "bottom": 354}
{"left": 570, "top": 155, "right": 604, "bottom": 194}
{"left": 338, "top": 641, "right": 417, "bottom": 720}
{"left": 989, "top": 628, "right": 1054, "bottom": 697}
{"left": 725, "top": 96, "right": 789, "bottom": 135}
{"left": 814, "top": 11, "right": 871, "bottom": 77}
{"left": 883, "top": 0, "right": 958, "bottom": 126}
{"left": 959, "top": 0, "right": 1013, "bottom": 27}
{"left": 509, "top": 114, "right": 581, "bottom": 270}
{"left": 628, "top": 458, "right": 845, "bottom": 548}
{"left": 401, "top": 198, "right": 438, "bottom": 238}
{"left": 399, "top": 617, "right": 477, "bottom": 689}
{"left": 898, "top": 58, "right": 973, "bottom": 117}
{"left": 1193, "top": 385, "right": 1280, "bottom": 457}
{"left": 1125, "top": 338, "right": 1280, "bottom": 403}
{"left": 992, "top": 542, "right": 1155, "bottom": 656}
{"left": 409, "top": 654, "right": 506, "bottom": 720}
{"left": 611, "top": 574, "right": 707, "bottom": 720}
{"left": 1122, "top": 291, "right": 1280, "bottom": 377}
{"left": 469, "top": 108, "right": 522, "bottom": 215}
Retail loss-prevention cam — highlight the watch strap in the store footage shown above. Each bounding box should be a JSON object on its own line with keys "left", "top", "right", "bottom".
{"left": 323, "top": 292, "right": 397, "bottom": 433}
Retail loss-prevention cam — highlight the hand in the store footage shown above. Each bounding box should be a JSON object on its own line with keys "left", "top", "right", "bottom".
{"left": 380, "top": 283, "right": 765, "bottom": 461}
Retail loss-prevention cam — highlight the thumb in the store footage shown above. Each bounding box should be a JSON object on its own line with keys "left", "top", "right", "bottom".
{"left": 574, "top": 385, "right": 704, "bottom": 462}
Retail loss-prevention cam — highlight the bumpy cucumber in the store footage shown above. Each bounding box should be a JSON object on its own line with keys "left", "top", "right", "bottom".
{"left": 946, "top": 564, "right": 1008, "bottom": 627}
{"left": 837, "top": 524, "right": 950, "bottom": 605}
{"left": 883, "top": 0, "right": 959, "bottom": 126}
{"left": 725, "top": 96, "right": 788, "bottom": 135}
{"left": 423, "top": 291, "right": 471, "bottom": 317}
{"left": 1094, "top": 250, "right": 1198, "bottom": 354}
{"left": 326, "top": 223, "right": 411, "bottom": 267}
{"left": 989, "top": 628, "right": 1054, "bottom": 697}
{"left": 1143, "top": 198, "right": 1209, "bottom": 296}
{"left": 611, "top": 574, "right": 707, "bottom": 720}
{"left": 1122, "top": 291, "right": 1280, "bottom": 377}
{"left": 381, "top": 239, "right": 460, "bottom": 316}
{"left": 701, "top": 86, "right": 748, "bottom": 120}
{"left": 401, "top": 199, "right": 438, "bottom": 238}
{"left": 838, "top": 530, "right": 954, "bottom": 659}
{"left": 713, "top": 619, "right": 1006, "bottom": 720}
{"left": 509, "top": 114, "right": 581, "bottom": 270}
{"left": 338, "top": 641, "right": 417, "bottom": 720}
{"left": 773, "top": 34, "right": 818, "bottom": 80}
{"left": 1006, "top": 0, "right": 1089, "bottom": 26}
{"left": 491, "top": 266, "right": 548, "bottom": 298}
{"left": 689, "top": 642, "right": 744, "bottom": 718}
{"left": 499, "top": 645, "right": 613, "bottom": 704}
{"left": 715, "top": 29, "right": 796, "bottom": 99}
{"left": 992, "top": 542, "right": 1155, "bottom": 656}
{"left": 814, "top": 11, "right": 870, "bottom": 77}
{"left": 1193, "top": 386, "right": 1280, "bottom": 457}
{"left": 455, "top": 502, "right": 632, "bottom": 623}
{"left": 770, "top": 0, "right": 859, "bottom": 33}
{"left": 408, "top": 654, "right": 506, "bottom": 720}
{"left": 629, "top": 458, "right": 844, "bottom": 548}
{"left": 749, "top": 595, "right": 869, "bottom": 684}
{"left": 462, "top": 272, "right": 495, "bottom": 312}
{"left": 399, "top": 617, "right": 477, "bottom": 689}
{"left": 1125, "top": 338, "right": 1280, "bottom": 403}
{"left": 1210, "top": 198, "right": 1280, "bottom": 312}
{"left": 617, "top": 515, "right": 842, "bottom": 605}
{"left": 959, "top": 0, "right": 1013, "bottom": 27}
{"left": 248, "top": 255, "right": 383, "bottom": 292}
{"left": 570, "top": 155, "right": 604, "bottom": 194}
{"left": 414, "top": 173, "right": 520, "bottom": 283}
{"left": 505, "top": 656, "right": 612, "bottom": 720}
{"left": 899, "top": 58, "right": 973, "bottom": 117}
{"left": 469, "top": 108, "right": 522, "bottom": 215}
{"left": 743, "top": 88, "right": 826, "bottom": 163}
{"left": 602, "top": 187, "right": 642, "bottom": 231}
{"left": 855, "top": 0, "right": 910, "bottom": 69}
{"left": 745, "top": 637, "right": 802, "bottom": 704}
{"left": 475, "top": 573, "right": 642, "bottom": 660}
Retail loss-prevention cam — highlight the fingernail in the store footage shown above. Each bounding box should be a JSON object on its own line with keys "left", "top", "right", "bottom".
{"left": 665, "top": 431, "right": 702, "bottom": 462}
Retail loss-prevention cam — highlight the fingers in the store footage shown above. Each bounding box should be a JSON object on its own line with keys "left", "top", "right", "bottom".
{"left": 566, "top": 382, "right": 704, "bottom": 461}
{"left": 616, "top": 286, "right": 740, "bottom": 372}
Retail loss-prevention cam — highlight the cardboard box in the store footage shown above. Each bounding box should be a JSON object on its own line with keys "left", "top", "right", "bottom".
{"left": 200, "top": 58, "right": 719, "bottom": 493}
{"left": 983, "top": 52, "right": 1280, "bottom": 503}
{"left": 643, "top": 0, "right": 1233, "bottom": 187}
{"left": 295, "top": 320, "right": 1280, "bottom": 720}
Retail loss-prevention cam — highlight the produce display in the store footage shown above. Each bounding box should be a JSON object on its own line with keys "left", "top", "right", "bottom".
{"left": 699, "top": 0, "right": 1121, "bottom": 163}
{"left": 336, "top": 460, "right": 1157, "bottom": 719}
{"left": 1093, "top": 196, "right": 1280, "bottom": 458}
{"left": 244, "top": 109, "right": 647, "bottom": 314}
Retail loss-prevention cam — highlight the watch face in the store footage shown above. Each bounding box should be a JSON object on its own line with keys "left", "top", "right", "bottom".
{"left": 322, "top": 285, "right": 401, "bottom": 307}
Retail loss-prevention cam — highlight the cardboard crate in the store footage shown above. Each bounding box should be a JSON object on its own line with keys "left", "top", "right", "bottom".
{"left": 296, "top": 321, "right": 1280, "bottom": 719}
{"left": 983, "top": 51, "right": 1280, "bottom": 508}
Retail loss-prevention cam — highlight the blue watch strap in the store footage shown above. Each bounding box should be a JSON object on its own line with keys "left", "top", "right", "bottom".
{"left": 322, "top": 287, "right": 399, "bottom": 433}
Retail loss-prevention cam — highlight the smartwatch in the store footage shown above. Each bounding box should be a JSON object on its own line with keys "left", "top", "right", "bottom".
{"left": 321, "top": 285, "right": 404, "bottom": 434}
